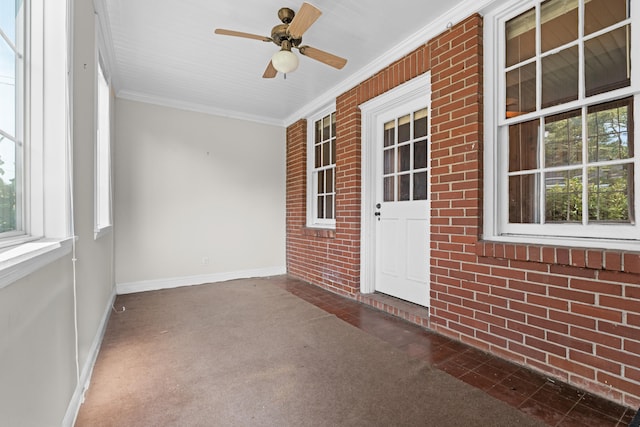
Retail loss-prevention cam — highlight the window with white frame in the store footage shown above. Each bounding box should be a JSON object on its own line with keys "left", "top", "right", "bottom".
{"left": 487, "top": 0, "right": 639, "bottom": 244}
{"left": 307, "top": 106, "right": 336, "bottom": 227}
{"left": 0, "top": 0, "right": 71, "bottom": 284}
{"left": 0, "top": 0, "right": 24, "bottom": 237}
{"left": 95, "top": 58, "right": 112, "bottom": 237}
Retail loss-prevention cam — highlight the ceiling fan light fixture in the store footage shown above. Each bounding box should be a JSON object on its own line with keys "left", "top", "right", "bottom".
{"left": 271, "top": 49, "right": 299, "bottom": 74}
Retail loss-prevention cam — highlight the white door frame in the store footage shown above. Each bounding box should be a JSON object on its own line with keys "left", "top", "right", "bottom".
{"left": 360, "top": 73, "right": 431, "bottom": 295}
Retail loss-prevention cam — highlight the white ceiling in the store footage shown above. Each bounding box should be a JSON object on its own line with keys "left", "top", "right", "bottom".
{"left": 98, "top": 0, "right": 492, "bottom": 126}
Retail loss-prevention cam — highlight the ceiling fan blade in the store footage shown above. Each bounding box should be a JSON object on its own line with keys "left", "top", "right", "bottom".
{"left": 299, "top": 46, "right": 347, "bottom": 70}
{"left": 263, "top": 60, "right": 277, "bottom": 78}
{"left": 287, "top": 2, "right": 322, "bottom": 39}
{"left": 214, "top": 29, "right": 272, "bottom": 42}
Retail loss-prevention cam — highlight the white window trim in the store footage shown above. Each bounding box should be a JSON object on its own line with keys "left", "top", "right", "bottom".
{"left": 483, "top": 0, "right": 640, "bottom": 251}
{"left": 360, "top": 73, "right": 430, "bottom": 294}
{"left": 94, "top": 14, "right": 113, "bottom": 240}
{"left": 0, "top": 0, "right": 73, "bottom": 289}
{"left": 306, "top": 103, "right": 337, "bottom": 229}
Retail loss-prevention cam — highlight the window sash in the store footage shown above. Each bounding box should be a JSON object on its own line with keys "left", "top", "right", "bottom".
{"left": 492, "top": 0, "right": 640, "bottom": 242}
{"left": 307, "top": 107, "right": 336, "bottom": 227}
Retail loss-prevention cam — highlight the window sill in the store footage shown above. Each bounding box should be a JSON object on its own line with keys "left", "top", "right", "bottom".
{"left": 302, "top": 227, "right": 336, "bottom": 239}
{"left": 0, "top": 238, "right": 74, "bottom": 290}
{"left": 94, "top": 225, "right": 112, "bottom": 240}
{"left": 476, "top": 238, "right": 640, "bottom": 274}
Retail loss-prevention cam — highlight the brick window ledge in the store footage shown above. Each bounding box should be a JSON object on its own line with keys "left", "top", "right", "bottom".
{"left": 302, "top": 227, "right": 336, "bottom": 239}
{"left": 475, "top": 241, "right": 640, "bottom": 274}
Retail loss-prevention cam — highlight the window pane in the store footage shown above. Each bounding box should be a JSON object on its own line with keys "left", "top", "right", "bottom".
{"left": 398, "top": 144, "right": 410, "bottom": 172}
{"left": 509, "top": 120, "right": 540, "bottom": 172}
{"left": 326, "top": 195, "right": 334, "bottom": 219}
{"left": 326, "top": 168, "right": 333, "bottom": 193}
{"left": 545, "top": 169, "right": 582, "bottom": 222}
{"left": 588, "top": 98, "right": 632, "bottom": 162}
{"left": 0, "top": 41, "right": 16, "bottom": 137}
{"left": 585, "top": 0, "right": 628, "bottom": 35}
{"left": 414, "top": 139, "right": 427, "bottom": 169}
{"left": 317, "top": 196, "right": 324, "bottom": 219}
{"left": 314, "top": 144, "right": 321, "bottom": 168}
{"left": 322, "top": 141, "right": 330, "bottom": 166}
{"left": 331, "top": 112, "right": 336, "bottom": 137}
{"left": 331, "top": 137, "right": 336, "bottom": 165}
{"left": 506, "top": 7, "right": 536, "bottom": 67}
{"left": 384, "top": 120, "right": 395, "bottom": 147}
{"left": 317, "top": 170, "right": 324, "bottom": 193}
{"left": 545, "top": 109, "right": 582, "bottom": 167}
{"left": 506, "top": 62, "right": 536, "bottom": 118}
{"left": 588, "top": 164, "right": 634, "bottom": 223}
{"left": 322, "top": 115, "right": 330, "bottom": 140}
{"left": 398, "top": 174, "right": 410, "bottom": 201}
{"left": 384, "top": 148, "right": 394, "bottom": 174}
{"left": 509, "top": 174, "right": 541, "bottom": 223}
{"left": 398, "top": 115, "right": 410, "bottom": 143}
{"left": 384, "top": 176, "right": 394, "bottom": 201}
{"left": 541, "top": 0, "right": 578, "bottom": 53}
{"left": 413, "top": 171, "right": 428, "bottom": 200}
{"left": 315, "top": 120, "right": 322, "bottom": 143}
{"left": 585, "top": 26, "right": 630, "bottom": 97}
{"left": 542, "top": 46, "right": 579, "bottom": 108}
{"left": 414, "top": 108, "right": 428, "bottom": 138}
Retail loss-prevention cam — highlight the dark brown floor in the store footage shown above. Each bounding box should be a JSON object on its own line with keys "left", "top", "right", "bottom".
{"left": 274, "top": 276, "right": 638, "bottom": 427}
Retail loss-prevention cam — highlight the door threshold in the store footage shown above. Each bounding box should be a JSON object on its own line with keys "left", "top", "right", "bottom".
{"left": 356, "top": 292, "right": 430, "bottom": 329}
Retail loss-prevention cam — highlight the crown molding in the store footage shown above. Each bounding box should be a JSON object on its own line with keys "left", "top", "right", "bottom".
{"left": 117, "top": 89, "right": 285, "bottom": 127}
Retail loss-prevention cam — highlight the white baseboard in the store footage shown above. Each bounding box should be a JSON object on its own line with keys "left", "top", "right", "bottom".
{"left": 62, "top": 286, "right": 117, "bottom": 427}
{"left": 115, "top": 266, "right": 287, "bottom": 295}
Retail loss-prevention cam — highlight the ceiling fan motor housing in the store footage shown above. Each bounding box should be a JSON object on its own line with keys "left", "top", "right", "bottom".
{"left": 271, "top": 24, "right": 302, "bottom": 47}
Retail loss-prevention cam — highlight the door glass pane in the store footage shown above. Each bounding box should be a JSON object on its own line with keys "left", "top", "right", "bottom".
{"left": 542, "top": 46, "right": 578, "bottom": 108}
{"left": 509, "top": 120, "right": 540, "bottom": 172}
{"left": 588, "top": 98, "right": 632, "bottom": 162}
{"left": 506, "top": 62, "right": 536, "bottom": 118}
{"left": 585, "top": 26, "right": 630, "bottom": 97}
{"left": 585, "top": 0, "right": 628, "bottom": 35}
{"left": 398, "top": 115, "right": 411, "bottom": 142}
{"left": 384, "top": 148, "right": 395, "bottom": 174}
{"left": 414, "top": 108, "right": 428, "bottom": 138}
{"left": 545, "top": 169, "right": 582, "bottom": 222}
{"left": 541, "top": 0, "right": 578, "bottom": 53}
{"left": 506, "top": 8, "right": 536, "bottom": 68}
{"left": 588, "top": 164, "right": 634, "bottom": 223}
{"left": 545, "top": 109, "right": 582, "bottom": 167}
{"left": 398, "top": 174, "right": 410, "bottom": 201}
{"left": 413, "top": 171, "right": 428, "bottom": 200}
{"left": 384, "top": 176, "right": 395, "bottom": 201}
{"left": 384, "top": 120, "right": 395, "bottom": 147}
{"left": 509, "top": 173, "right": 541, "bottom": 223}
{"left": 398, "top": 144, "right": 410, "bottom": 172}
{"left": 414, "top": 139, "right": 427, "bottom": 169}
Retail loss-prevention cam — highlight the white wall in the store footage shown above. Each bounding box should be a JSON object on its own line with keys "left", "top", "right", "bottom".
{"left": 0, "top": 0, "right": 116, "bottom": 425}
{"left": 114, "top": 99, "right": 286, "bottom": 290}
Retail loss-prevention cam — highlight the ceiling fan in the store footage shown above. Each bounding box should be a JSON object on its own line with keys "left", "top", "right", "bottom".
{"left": 214, "top": 2, "right": 347, "bottom": 78}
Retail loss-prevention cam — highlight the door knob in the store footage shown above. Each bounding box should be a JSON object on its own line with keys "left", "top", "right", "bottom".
{"left": 376, "top": 203, "right": 381, "bottom": 209}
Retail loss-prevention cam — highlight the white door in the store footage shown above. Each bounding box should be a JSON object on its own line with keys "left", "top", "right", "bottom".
{"left": 374, "top": 102, "right": 430, "bottom": 306}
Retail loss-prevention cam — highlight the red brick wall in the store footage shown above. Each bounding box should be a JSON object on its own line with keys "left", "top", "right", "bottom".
{"left": 286, "top": 14, "right": 640, "bottom": 408}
